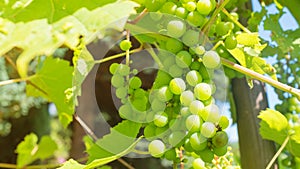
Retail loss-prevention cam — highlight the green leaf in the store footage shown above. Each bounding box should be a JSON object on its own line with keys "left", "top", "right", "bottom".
{"left": 289, "top": 127, "right": 300, "bottom": 157}
{"left": 26, "top": 57, "right": 74, "bottom": 127}
{"left": 85, "top": 137, "right": 142, "bottom": 169}
{"left": 58, "top": 159, "right": 85, "bottom": 169}
{"left": 33, "top": 136, "right": 58, "bottom": 160}
{"left": 87, "top": 120, "right": 142, "bottom": 162}
{"left": 65, "top": 39, "right": 95, "bottom": 106}
{"left": 258, "top": 109, "right": 288, "bottom": 144}
{"left": 236, "top": 32, "right": 260, "bottom": 46}
{"left": 16, "top": 133, "right": 58, "bottom": 167}
{"left": 16, "top": 133, "right": 38, "bottom": 167}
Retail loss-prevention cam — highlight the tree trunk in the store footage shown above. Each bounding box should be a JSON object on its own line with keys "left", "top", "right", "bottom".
{"left": 232, "top": 78, "right": 277, "bottom": 169}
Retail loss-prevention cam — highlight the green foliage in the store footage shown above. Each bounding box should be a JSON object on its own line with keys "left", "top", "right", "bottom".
{"left": 58, "top": 159, "right": 85, "bottom": 169}
{"left": 16, "top": 133, "right": 57, "bottom": 167}
{"left": 26, "top": 57, "right": 74, "bottom": 128}
{"left": 258, "top": 109, "right": 300, "bottom": 157}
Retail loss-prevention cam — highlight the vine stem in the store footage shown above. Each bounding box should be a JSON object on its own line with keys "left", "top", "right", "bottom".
{"left": 221, "top": 8, "right": 251, "bottom": 33}
{"left": 0, "top": 76, "right": 32, "bottom": 87}
{"left": 93, "top": 46, "right": 143, "bottom": 64}
{"left": 221, "top": 58, "right": 300, "bottom": 100}
{"left": 266, "top": 136, "right": 289, "bottom": 169}
{"left": 74, "top": 114, "right": 135, "bottom": 169}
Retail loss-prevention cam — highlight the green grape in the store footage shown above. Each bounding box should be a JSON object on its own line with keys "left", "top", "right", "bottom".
{"left": 167, "top": 20, "right": 186, "bottom": 38}
{"left": 180, "top": 90, "right": 195, "bottom": 106}
{"left": 185, "top": 114, "right": 202, "bottom": 132}
{"left": 189, "top": 100, "right": 205, "bottom": 115}
{"left": 153, "top": 70, "right": 173, "bottom": 89}
{"left": 119, "top": 40, "right": 132, "bottom": 51}
{"left": 157, "top": 86, "right": 173, "bottom": 102}
{"left": 134, "top": 88, "right": 147, "bottom": 98}
{"left": 109, "top": 63, "right": 119, "bottom": 74}
{"left": 144, "top": 124, "right": 157, "bottom": 140}
{"left": 212, "top": 131, "right": 228, "bottom": 148}
{"left": 166, "top": 38, "right": 184, "bottom": 53}
{"left": 213, "top": 145, "right": 228, "bottom": 156}
{"left": 151, "top": 99, "right": 166, "bottom": 111}
{"left": 164, "top": 148, "right": 177, "bottom": 161}
{"left": 160, "top": 1, "right": 177, "bottom": 14}
{"left": 218, "top": 115, "right": 229, "bottom": 129}
{"left": 119, "top": 104, "right": 132, "bottom": 119}
{"left": 169, "top": 78, "right": 186, "bottom": 95}
{"left": 202, "top": 50, "right": 221, "bottom": 69}
{"left": 192, "top": 158, "right": 206, "bottom": 169}
{"left": 111, "top": 74, "right": 125, "bottom": 88}
{"left": 168, "top": 64, "right": 184, "bottom": 77}
{"left": 289, "top": 97, "right": 300, "bottom": 105}
{"left": 148, "top": 139, "right": 166, "bottom": 157}
{"left": 182, "top": 30, "right": 199, "bottom": 47}
{"left": 215, "top": 22, "right": 230, "bottom": 36}
{"left": 201, "top": 104, "right": 220, "bottom": 123}
{"left": 116, "top": 87, "right": 127, "bottom": 99}
{"left": 197, "top": 148, "right": 214, "bottom": 162}
{"left": 201, "top": 122, "right": 216, "bottom": 138}
{"left": 131, "top": 96, "right": 148, "bottom": 111}
{"left": 180, "top": 107, "right": 191, "bottom": 116}
{"left": 162, "top": 53, "right": 176, "bottom": 68}
{"left": 190, "top": 132, "right": 207, "bottom": 151}
{"left": 175, "top": 7, "right": 188, "bottom": 19}
{"left": 187, "top": 11, "right": 205, "bottom": 27}
{"left": 184, "top": 139, "right": 194, "bottom": 152}
{"left": 192, "top": 45, "right": 206, "bottom": 55}
{"left": 149, "top": 12, "right": 163, "bottom": 21}
{"left": 129, "top": 76, "right": 142, "bottom": 89}
{"left": 168, "top": 131, "right": 186, "bottom": 147}
{"left": 190, "top": 61, "right": 201, "bottom": 70}
{"left": 176, "top": 50, "right": 192, "bottom": 68}
{"left": 186, "top": 70, "right": 203, "bottom": 86}
{"left": 116, "top": 64, "right": 131, "bottom": 76}
{"left": 184, "top": 1, "right": 197, "bottom": 12}
{"left": 196, "top": 0, "right": 213, "bottom": 15}
{"left": 154, "top": 112, "right": 168, "bottom": 127}
{"left": 194, "top": 83, "right": 212, "bottom": 101}
{"left": 224, "top": 35, "right": 237, "bottom": 50}
{"left": 145, "top": 0, "right": 166, "bottom": 12}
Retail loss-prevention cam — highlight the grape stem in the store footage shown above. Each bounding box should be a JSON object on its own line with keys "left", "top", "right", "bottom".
{"left": 144, "top": 43, "right": 164, "bottom": 68}
{"left": 221, "top": 8, "right": 251, "bottom": 33}
{"left": 0, "top": 76, "right": 32, "bottom": 87}
{"left": 93, "top": 45, "right": 143, "bottom": 64}
{"left": 221, "top": 58, "right": 300, "bottom": 100}
{"left": 127, "top": 8, "right": 148, "bottom": 24}
{"left": 266, "top": 136, "right": 289, "bottom": 169}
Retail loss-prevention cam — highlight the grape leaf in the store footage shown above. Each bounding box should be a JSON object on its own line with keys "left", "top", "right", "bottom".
{"left": 57, "top": 159, "right": 85, "bottom": 169}
{"left": 289, "top": 127, "right": 300, "bottom": 157}
{"left": 236, "top": 32, "right": 260, "bottom": 46}
{"left": 87, "top": 120, "right": 142, "bottom": 162}
{"left": 65, "top": 39, "right": 95, "bottom": 106}
{"left": 26, "top": 57, "right": 74, "bottom": 127}
{"left": 16, "top": 133, "right": 58, "bottom": 167}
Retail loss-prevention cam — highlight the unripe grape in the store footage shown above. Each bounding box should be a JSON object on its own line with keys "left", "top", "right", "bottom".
{"left": 148, "top": 139, "right": 166, "bottom": 157}
{"left": 197, "top": 148, "right": 214, "bottom": 162}
{"left": 175, "top": 50, "right": 192, "bottom": 68}
{"left": 166, "top": 38, "right": 184, "bottom": 53}
{"left": 145, "top": 0, "right": 166, "bottom": 12}
{"left": 144, "top": 124, "right": 157, "bottom": 140}
{"left": 168, "top": 131, "right": 186, "bottom": 147}
{"left": 187, "top": 11, "right": 205, "bottom": 27}
{"left": 157, "top": 86, "right": 173, "bottom": 102}
{"left": 182, "top": 30, "right": 199, "bottom": 47}
{"left": 219, "top": 115, "right": 229, "bottom": 129}
{"left": 154, "top": 112, "right": 168, "bottom": 127}
{"left": 164, "top": 148, "right": 177, "bottom": 161}
{"left": 201, "top": 122, "right": 216, "bottom": 138}
{"left": 203, "top": 50, "right": 221, "bottom": 69}
{"left": 192, "top": 158, "right": 206, "bottom": 169}
{"left": 190, "top": 132, "right": 207, "bottom": 151}
{"left": 169, "top": 78, "right": 186, "bottom": 95}
{"left": 180, "top": 107, "right": 191, "bottom": 116}
{"left": 186, "top": 114, "right": 202, "bottom": 132}
{"left": 216, "top": 22, "right": 230, "bottom": 36}
{"left": 190, "top": 61, "right": 201, "bottom": 70}
{"left": 212, "top": 131, "right": 228, "bottom": 148}
{"left": 119, "top": 104, "right": 132, "bottom": 119}
{"left": 168, "top": 64, "right": 184, "bottom": 77}
{"left": 189, "top": 100, "right": 205, "bottom": 115}
{"left": 180, "top": 90, "right": 195, "bottom": 106}
{"left": 175, "top": 7, "right": 188, "bottom": 19}
{"left": 184, "top": 1, "right": 197, "bottom": 12}
{"left": 109, "top": 63, "right": 119, "bottom": 74}
{"left": 151, "top": 99, "right": 166, "bottom": 111}
{"left": 119, "top": 40, "right": 132, "bottom": 51}
{"left": 116, "top": 87, "right": 127, "bottom": 99}
{"left": 192, "top": 45, "right": 206, "bottom": 55}
{"left": 115, "top": 64, "right": 131, "bottom": 76}
{"left": 186, "top": 70, "right": 203, "bottom": 87}
{"left": 225, "top": 35, "right": 237, "bottom": 50}
{"left": 196, "top": 0, "right": 213, "bottom": 15}
{"left": 167, "top": 20, "right": 186, "bottom": 38}
{"left": 213, "top": 145, "right": 228, "bottom": 156}
{"left": 160, "top": 2, "right": 177, "bottom": 14}
{"left": 194, "top": 83, "right": 212, "bottom": 101}
{"left": 129, "top": 76, "right": 142, "bottom": 89}
{"left": 201, "top": 104, "right": 220, "bottom": 123}
{"left": 111, "top": 74, "right": 125, "bottom": 88}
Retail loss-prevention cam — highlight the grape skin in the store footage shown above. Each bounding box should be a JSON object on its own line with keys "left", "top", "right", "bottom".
{"left": 148, "top": 140, "right": 166, "bottom": 157}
